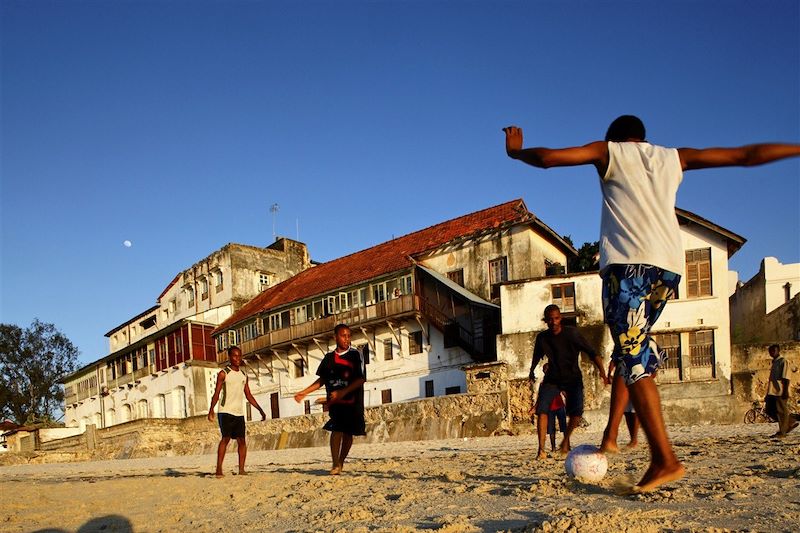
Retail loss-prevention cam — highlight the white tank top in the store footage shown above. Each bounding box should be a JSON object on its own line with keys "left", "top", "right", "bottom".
{"left": 599, "top": 142, "right": 684, "bottom": 274}
{"left": 218, "top": 367, "right": 247, "bottom": 416}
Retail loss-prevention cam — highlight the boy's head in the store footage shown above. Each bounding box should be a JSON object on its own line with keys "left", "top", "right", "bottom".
{"left": 605, "top": 115, "right": 646, "bottom": 142}
{"left": 227, "top": 346, "right": 243, "bottom": 366}
{"left": 334, "top": 323, "right": 351, "bottom": 351}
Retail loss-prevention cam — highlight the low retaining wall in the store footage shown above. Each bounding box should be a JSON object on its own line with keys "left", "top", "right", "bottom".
{"left": 36, "top": 391, "right": 509, "bottom": 461}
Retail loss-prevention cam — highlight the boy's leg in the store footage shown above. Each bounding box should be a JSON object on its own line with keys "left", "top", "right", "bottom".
{"left": 329, "top": 432, "right": 343, "bottom": 474}
{"left": 536, "top": 413, "right": 548, "bottom": 459}
{"left": 624, "top": 412, "right": 640, "bottom": 447}
{"left": 215, "top": 437, "right": 230, "bottom": 477}
{"left": 600, "top": 371, "right": 629, "bottom": 453}
{"left": 560, "top": 415, "right": 580, "bottom": 454}
{"left": 236, "top": 437, "right": 248, "bottom": 474}
{"left": 337, "top": 433, "right": 354, "bottom": 469}
{"left": 629, "top": 376, "right": 684, "bottom": 491}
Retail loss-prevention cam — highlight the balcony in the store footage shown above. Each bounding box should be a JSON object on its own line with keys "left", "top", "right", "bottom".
{"left": 233, "top": 294, "right": 417, "bottom": 360}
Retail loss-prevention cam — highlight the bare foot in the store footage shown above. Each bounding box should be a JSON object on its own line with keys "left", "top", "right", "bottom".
{"left": 600, "top": 441, "right": 620, "bottom": 454}
{"left": 237, "top": 470, "right": 248, "bottom": 476}
{"left": 330, "top": 466, "right": 342, "bottom": 475}
{"left": 536, "top": 450, "right": 547, "bottom": 460}
{"left": 215, "top": 471, "right": 224, "bottom": 478}
{"left": 633, "top": 463, "right": 686, "bottom": 493}
{"left": 625, "top": 441, "right": 639, "bottom": 450}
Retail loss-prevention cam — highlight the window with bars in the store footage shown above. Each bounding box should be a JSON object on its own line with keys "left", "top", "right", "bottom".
{"left": 652, "top": 332, "right": 682, "bottom": 370}
{"left": 489, "top": 257, "right": 508, "bottom": 299}
{"left": 551, "top": 282, "right": 576, "bottom": 312}
{"left": 689, "top": 330, "right": 714, "bottom": 368}
{"left": 686, "top": 248, "right": 712, "bottom": 298}
{"left": 447, "top": 269, "right": 465, "bottom": 287}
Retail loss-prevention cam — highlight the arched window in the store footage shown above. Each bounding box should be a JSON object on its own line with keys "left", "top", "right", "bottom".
{"left": 174, "top": 386, "right": 187, "bottom": 418}
{"left": 105, "top": 409, "right": 116, "bottom": 426}
{"left": 154, "top": 394, "right": 167, "bottom": 418}
{"left": 121, "top": 404, "right": 132, "bottom": 422}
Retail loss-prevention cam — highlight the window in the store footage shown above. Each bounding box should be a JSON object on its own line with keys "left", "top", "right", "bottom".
{"left": 338, "top": 292, "right": 350, "bottom": 311}
{"left": 259, "top": 272, "right": 273, "bottom": 291}
{"left": 686, "top": 248, "right": 712, "bottom": 298}
{"left": 551, "top": 282, "right": 575, "bottom": 313}
{"left": 447, "top": 269, "right": 464, "bottom": 287}
{"left": 186, "top": 286, "right": 195, "bottom": 307}
{"left": 653, "top": 333, "right": 682, "bottom": 370}
{"left": 401, "top": 275, "right": 413, "bottom": 294}
{"left": 383, "top": 339, "right": 393, "bottom": 361}
{"left": 169, "top": 299, "right": 177, "bottom": 313}
{"left": 445, "top": 386, "right": 461, "bottom": 395}
{"left": 350, "top": 289, "right": 361, "bottom": 308}
{"left": 409, "top": 331, "right": 423, "bottom": 354}
{"left": 381, "top": 389, "right": 393, "bottom": 404}
{"left": 689, "top": 330, "right": 714, "bottom": 368}
{"left": 424, "top": 380, "right": 434, "bottom": 398}
{"left": 295, "top": 305, "right": 308, "bottom": 324}
{"left": 373, "top": 282, "right": 387, "bottom": 303}
{"left": 137, "top": 400, "right": 149, "bottom": 419}
{"left": 214, "top": 269, "right": 224, "bottom": 292}
{"left": 489, "top": 257, "right": 508, "bottom": 299}
{"left": 293, "top": 358, "right": 305, "bottom": 378}
{"left": 268, "top": 313, "right": 282, "bottom": 331}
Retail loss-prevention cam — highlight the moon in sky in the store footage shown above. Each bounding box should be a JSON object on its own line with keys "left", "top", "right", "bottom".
{"left": 123, "top": 240, "right": 132, "bottom": 248}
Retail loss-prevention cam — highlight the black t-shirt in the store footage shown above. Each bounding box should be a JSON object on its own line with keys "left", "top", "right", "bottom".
{"left": 530, "top": 326, "right": 596, "bottom": 386}
{"left": 316, "top": 347, "right": 365, "bottom": 405}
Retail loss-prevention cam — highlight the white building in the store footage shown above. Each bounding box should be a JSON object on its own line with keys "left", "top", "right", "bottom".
{"left": 62, "top": 239, "right": 311, "bottom": 429}
{"left": 497, "top": 208, "right": 746, "bottom": 416}
{"left": 730, "top": 257, "right": 800, "bottom": 343}
{"left": 211, "top": 199, "right": 577, "bottom": 420}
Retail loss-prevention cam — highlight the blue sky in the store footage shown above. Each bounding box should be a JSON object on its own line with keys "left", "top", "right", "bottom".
{"left": 2, "top": 0, "right": 798, "bottom": 366}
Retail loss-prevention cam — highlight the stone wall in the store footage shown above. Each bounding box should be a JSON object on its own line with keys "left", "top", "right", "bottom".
{"left": 730, "top": 341, "right": 800, "bottom": 416}
{"left": 34, "top": 389, "right": 508, "bottom": 461}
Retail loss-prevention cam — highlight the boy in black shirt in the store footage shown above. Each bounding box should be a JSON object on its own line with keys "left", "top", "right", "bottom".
{"left": 530, "top": 305, "right": 607, "bottom": 458}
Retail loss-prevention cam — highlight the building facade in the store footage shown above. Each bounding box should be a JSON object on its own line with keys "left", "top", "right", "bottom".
{"left": 62, "top": 239, "right": 311, "bottom": 429}
{"left": 211, "top": 199, "right": 576, "bottom": 421}
{"left": 730, "top": 257, "right": 800, "bottom": 343}
{"left": 497, "top": 208, "right": 747, "bottom": 421}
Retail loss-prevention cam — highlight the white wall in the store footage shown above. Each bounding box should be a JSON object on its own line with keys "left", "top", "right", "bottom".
{"left": 763, "top": 257, "right": 800, "bottom": 314}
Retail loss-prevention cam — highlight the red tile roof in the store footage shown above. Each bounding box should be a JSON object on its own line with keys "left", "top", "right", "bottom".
{"left": 214, "top": 199, "right": 562, "bottom": 334}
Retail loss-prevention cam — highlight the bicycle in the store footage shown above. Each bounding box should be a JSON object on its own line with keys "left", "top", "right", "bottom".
{"left": 743, "top": 401, "right": 775, "bottom": 424}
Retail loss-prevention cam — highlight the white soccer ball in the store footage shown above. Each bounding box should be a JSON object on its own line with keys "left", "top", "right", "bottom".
{"left": 565, "top": 444, "right": 608, "bottom": 483}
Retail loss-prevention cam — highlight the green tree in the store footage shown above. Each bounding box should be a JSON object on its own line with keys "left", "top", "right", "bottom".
{"left": 0, "top": 320, "right": 79, "bottom": 424}
{"left": 562, "top": 236, "right": 600, "bottom": 273}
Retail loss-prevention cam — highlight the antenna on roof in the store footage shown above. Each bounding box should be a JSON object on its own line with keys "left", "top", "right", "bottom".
{"left": 270, "top": 203, "right": 279, "bottom": 242}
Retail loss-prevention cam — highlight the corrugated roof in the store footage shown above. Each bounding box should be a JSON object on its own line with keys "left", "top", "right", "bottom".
{"left": 214, "top": 199, "right": 552, "bottom": 334}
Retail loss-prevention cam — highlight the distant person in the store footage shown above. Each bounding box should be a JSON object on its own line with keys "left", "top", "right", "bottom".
{"left": 208, "top": 346, "right": 266, "bottom": 478}
{"left": 765, "top": 344, "right": 797, "bottom": 438}
{"left": 295, "top": 323, "right": 366, "bottom": 474}
{"left": 601, "top": 359, "right": 640, "bottom": 452}
{"left": 504, "top": 115, "right": 800, "bottom": 492}
{"left": 530, "top": 305, "right": 607, "bottom": 459}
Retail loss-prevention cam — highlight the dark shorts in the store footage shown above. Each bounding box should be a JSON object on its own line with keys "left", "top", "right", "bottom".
{"left": 218, "top": 412, "right": 246, "bottom": 439}
{"left": 324, "top": 403, "right": 366, "bottom": 436}
{"left": 536, "top": 383, "right": 584, "bottom": 417}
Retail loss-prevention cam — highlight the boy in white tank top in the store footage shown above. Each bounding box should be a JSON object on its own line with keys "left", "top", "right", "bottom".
{"left": 208, "top": 346, "right": 266, "bottom": 478}
{"left": 503, "top": 116, "right": 799, "bottom": 492}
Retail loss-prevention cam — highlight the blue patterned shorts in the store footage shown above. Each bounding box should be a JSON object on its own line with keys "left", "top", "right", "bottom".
{"left": 602, "top": 264, "right": 680, "bottom": 385}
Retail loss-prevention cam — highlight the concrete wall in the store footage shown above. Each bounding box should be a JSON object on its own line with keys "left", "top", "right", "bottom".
{"left": 730, "top": 341, "right": 800, "bottom": 412}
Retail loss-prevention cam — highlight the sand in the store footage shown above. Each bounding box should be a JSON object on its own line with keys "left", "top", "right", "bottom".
{"left": 1, "top": 423, "right": 798, "bottom": 533}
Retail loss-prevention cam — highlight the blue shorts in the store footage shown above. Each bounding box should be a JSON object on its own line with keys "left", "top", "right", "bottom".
{"left": 536, "top": 383, "right": 584, "bottom": 417}
{"left": 602, "top": 264, "right": 680, "bottom": 385}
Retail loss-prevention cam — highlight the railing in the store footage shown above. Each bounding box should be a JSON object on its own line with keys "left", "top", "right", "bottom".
{"left": 236, "top": 295, "right": 417, "bottom": 357}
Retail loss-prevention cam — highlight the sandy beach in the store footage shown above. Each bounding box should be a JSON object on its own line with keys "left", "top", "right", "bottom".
{"left": 1, "top": 422, "right": 798, "bottom": 533}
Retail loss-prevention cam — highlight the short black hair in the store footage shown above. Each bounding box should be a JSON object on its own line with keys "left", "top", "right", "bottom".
{"left": 605, "top": 115, "right": 646, "bottom": 142}
{"left": 227, "top": 345, "right": 241, "bottom": 356}
{"left": 543, "top": 304, "right": 560, "bottom": 319}
{"left": 769, "top": 344, "right": 780, "bottom": 353}
{"left": 334, "top": 323, "right": 350, "bottom": 335}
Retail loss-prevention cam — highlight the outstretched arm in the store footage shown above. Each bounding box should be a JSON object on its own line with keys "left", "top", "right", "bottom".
{"left": 678, "top": 144, "right": 800, "bottom": 171}
{"left": 503, "top": 126, "right": 608, "bottom": 172}
{"left": 294, "top": 378, "right": 323, "bottom": 403}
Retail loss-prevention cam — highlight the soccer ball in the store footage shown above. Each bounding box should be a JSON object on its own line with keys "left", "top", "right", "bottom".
{"left": 565, "top": 444, "right": 608, "bottom": 482}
